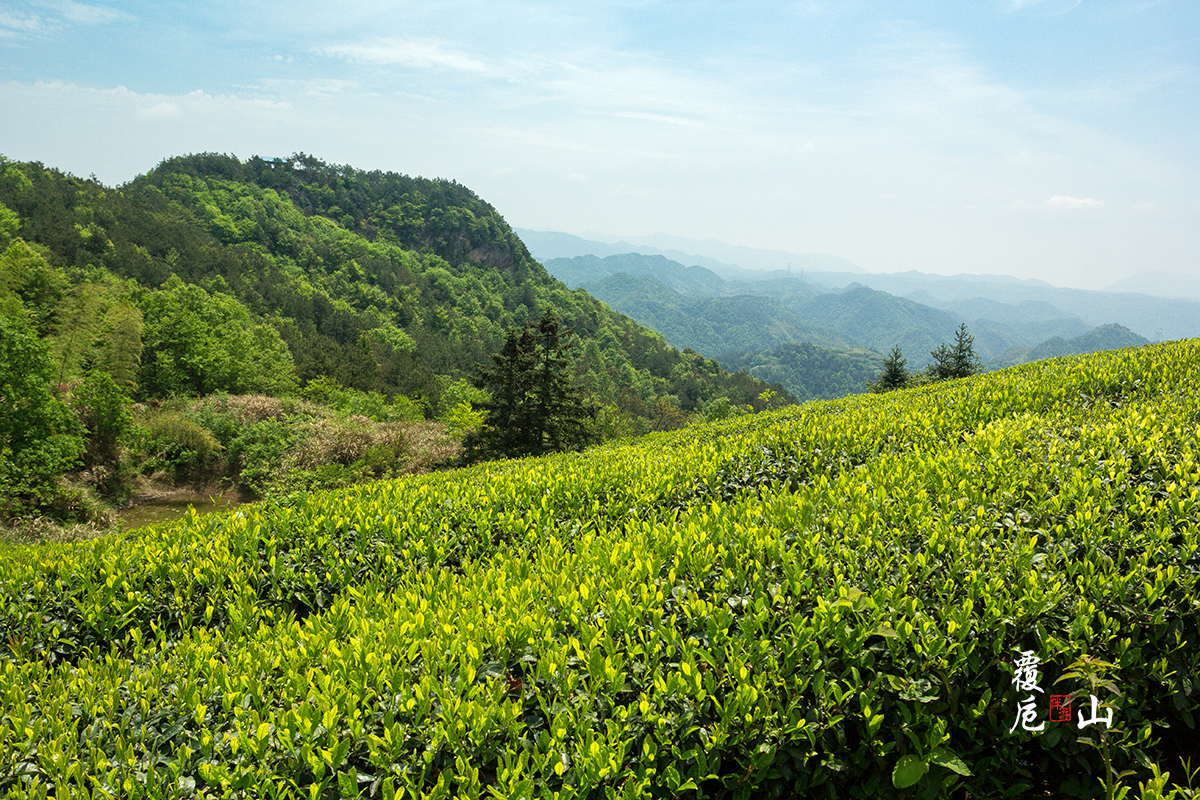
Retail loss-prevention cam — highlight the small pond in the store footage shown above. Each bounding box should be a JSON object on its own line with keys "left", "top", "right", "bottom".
{"left": 118, "top": 493, "right": 250, "bottom": 530}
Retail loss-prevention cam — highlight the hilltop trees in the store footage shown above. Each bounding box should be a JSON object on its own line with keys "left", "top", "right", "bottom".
{"left": 870, "top": 325, "right": 982, "bottom": 394}
{"left": 466, "top": 310, "right": 598, "bottom": 461}
{"left": 929, "top": 324, "right": 982, "bottom": 381}
{"left": 869, "top": 346, "right": 911, "bottom": 393}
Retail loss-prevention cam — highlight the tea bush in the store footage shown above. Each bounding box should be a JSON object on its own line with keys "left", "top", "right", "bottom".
{"left": 1, "top": 341, "right": 1197, "bottom": 799}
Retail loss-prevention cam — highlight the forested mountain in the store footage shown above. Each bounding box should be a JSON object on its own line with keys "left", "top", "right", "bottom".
{"left": 0, "top": 153, "right": 789, "bottom": 424}
{"left": 990, "top": 323, "right": 1151, "bottom": 368}
{"left": 721, "top": 343, "right": 886, "bottom": 403}
{"left": 579, "top": 272, "right": 847, "bottom": 358}
{"left": 530, "top": 233, "right": 1200, "bottom": 344}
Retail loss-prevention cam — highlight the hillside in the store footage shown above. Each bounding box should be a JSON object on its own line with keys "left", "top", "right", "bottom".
{"left": 529, "top": 233, "right": 1200, "bottom": 344}
{"left": 0, "top": 153, "right": 789, "bottom": 424}
{"left": 721, "top": 342, "right": 887, "bottom": 402}
{"left": 2, "top": 340, "right": 1197, "bottom": 797}
{"left": 579, "top": 272, "right": 846, "bottom": 358}
{"left": 990, "top": 323, "right": 1152, "bottom": 369}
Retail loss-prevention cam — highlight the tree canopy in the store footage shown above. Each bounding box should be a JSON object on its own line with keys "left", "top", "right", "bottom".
{"left": 466, "top": 310, "right": 598, "bottom": 461}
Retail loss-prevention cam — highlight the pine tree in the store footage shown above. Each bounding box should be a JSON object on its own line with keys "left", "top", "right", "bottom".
{"left": 928, "top": 324, "right": 982, "bottom": 381}
{"left": 466, "top": 310, "right": 597, "bottom": 461}
{"left": 951, "top": 323, "right": 983, "bottom": 378}
{"left": 871, "top": 346, "right": 910, "bottom": 392}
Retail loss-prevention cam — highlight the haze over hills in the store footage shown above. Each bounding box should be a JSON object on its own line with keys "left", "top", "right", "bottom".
{"left": 1103, "top": 270, "right": 1200, "bottom": 301}
{"left": 527, "top": 231, "right": 1200, "bottom": 345}
{"left": 516, "top": 229, "right": 864, "bottom": 281}
{"left": 539, "top": 248, "right": 1166, "bottom": 401}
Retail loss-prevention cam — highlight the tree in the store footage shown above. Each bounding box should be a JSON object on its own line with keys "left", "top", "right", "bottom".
{"left": 928, "top": 324, "right": 981, "bottom": 381}
{"left": 0, "top": 310, "right": 83, "bottom": 517}
{"left": 951, "top": 323, "right": 983, "bottom": 378}
{"left": 466, "top": 310, "right": 597, "bottom": 461}
{"left": 871, "top": 346, "right": 910, "bottom": 392}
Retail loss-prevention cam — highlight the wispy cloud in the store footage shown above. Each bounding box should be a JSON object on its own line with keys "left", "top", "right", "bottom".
{"left": 318, "top": 38, "right": 490, "bottom": 74}
{"left": 0, "top": 9, "right": 51, "bottom": 37}
{"left": 1001, "top": 0, "right": 1083, "bottom": 15}
{"left": 1, "top": 1, "right": 130, "bottom": 38}
{"left": 39, "top": 1, "right": 131, "bottom": 26}
{"left": 612, "top": 111, "right": 703, "bottom": 127}
{"left": 1046, "top": 194, "right": 1104, "bottom": 209}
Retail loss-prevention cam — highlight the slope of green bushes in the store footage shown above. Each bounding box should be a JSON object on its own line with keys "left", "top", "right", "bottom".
{"left": 1, "top": 341, "right": 1197, "bottom": 798}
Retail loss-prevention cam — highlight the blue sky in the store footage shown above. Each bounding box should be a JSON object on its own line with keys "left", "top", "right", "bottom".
{"left": 1, "top": 0, "right": 1197, "bottom": 290}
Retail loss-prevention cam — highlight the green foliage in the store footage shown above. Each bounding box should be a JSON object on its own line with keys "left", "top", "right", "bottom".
{"left": 301, "top": 376, "right": 424, "bottom": 422}
{"left": 0, "top": 341, "right": 1198, "bottom": 797}
{"left": 0, "top": 310, "right": 83, "bottom": 518}
{"left": 724, "top": 341, "right": 884, "bottom": 402}
{"left": 870, "top": 346, "right": 911, "bottom": 393}
{"left": 929, "top": 323, "right": 983, "bottom": 381}
{"left": 467, "top": 310, "right": 598, "bottom": 461}
{"left": 0, "top": 153, "right": 787, "bottom": 435}
{"left": 140, "top": 414, "right": 225, "bottom": 483}
{"left": 0, "top": 201, "right": 17, "bottom": 249}
{"left": 228, "top": 418, "right": 297, "bottom": 495}
{"left": 69, "top": 371, "right": 133, "bottom": 493}
{"left": 98, "top": 302, "right": 143, "bottom": 393}
{"left": 137, "top": 276, "right": 297, "bottom": 398}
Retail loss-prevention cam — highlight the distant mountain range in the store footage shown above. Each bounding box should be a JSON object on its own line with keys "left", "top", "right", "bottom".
{"left": 532, "top": 242, "right": 1163, "bottom": 401}
{"left": 524, "top": 231, "right": 1200, "bottom": 345}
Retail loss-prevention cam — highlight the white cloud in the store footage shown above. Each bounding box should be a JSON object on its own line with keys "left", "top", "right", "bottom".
{"left": 1001, "top": 0, "right": 1083, "bottom": 15}
{"left": 40, "top": 1, "right": 131, "bottom": 26}
{"left": 139, "top": 101, "right": 182, "bottom": 119}
{"left": 1, "top": 1, "right": 130, "bottom": 37}
{"left": 318, "top": 38, "right": 490, "bottom": 74}
{"left": 1045, "top": 195, "right": 1105, "bottom": 209}
{"left": 0, "top": 9, "right": 51, "bottom": 37}
{"left": 612, "top": 111, "right": 702, "bottom": 127}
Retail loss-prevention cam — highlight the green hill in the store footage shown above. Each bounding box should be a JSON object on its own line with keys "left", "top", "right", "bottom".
{"left": 579, "top": 272, "right": 847, "bottom": 358}
{"left": 0, "top": 153, "right": 789, "bottom": 421}
{"left": 1, "top": 340, "right": 1197, "bottom": 797}
{"left": 722, "top": 341, "right": 887, "bottom": 402}
{"left": 990, "top": 323, "right": 1152, "bottom": 369}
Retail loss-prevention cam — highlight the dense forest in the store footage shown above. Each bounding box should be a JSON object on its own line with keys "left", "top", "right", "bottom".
{"left": 0, "top": 152, "right": 789, "bottom": 524}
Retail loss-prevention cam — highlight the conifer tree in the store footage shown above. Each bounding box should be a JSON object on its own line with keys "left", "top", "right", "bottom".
{"left": 928, "top": 324, "right": 982, "bottom": 381}
{"left": 466, "top": 310, "right": 597, "bottom": 461}
{"left": 871, "top": 346, "right": 910, "bottom": 392}
{"left": 951, "top": 323, "right": 983, "bottom": 378}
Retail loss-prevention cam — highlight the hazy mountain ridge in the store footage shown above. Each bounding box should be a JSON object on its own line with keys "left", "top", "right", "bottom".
{"left": 579, "top": 272, "right": 849, "bottom": 358}
{"left": 527, "top": 231, "right": 1200, "bottom": 344}
{"left": 538, "top": 250, "right": 1170, "bottom": 400}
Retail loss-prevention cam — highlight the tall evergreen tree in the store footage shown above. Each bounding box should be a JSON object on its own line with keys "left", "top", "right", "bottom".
{"left": 928, "top": 324, "right": 982, "bottom": 381}
{"left": 871, "top": 346, "right": 910, "bottom": 392}
{"left": 950, "top": 323, "right": 983, "bottom": 378}
{"left": 466, "top": 310, "right": 597, "bottom": 461}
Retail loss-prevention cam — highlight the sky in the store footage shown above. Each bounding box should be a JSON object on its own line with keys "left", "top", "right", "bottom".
{"left": 1, "top": 0, "right": 1198, "bottom": 291}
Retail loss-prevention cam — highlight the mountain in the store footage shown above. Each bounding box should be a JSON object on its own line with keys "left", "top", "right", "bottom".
{"left": 0, "top": 153, "right": 792, "bottom": 428}
{"left": 579, "top": 272, "right": 848, "bottom": 358}
{"left": 990, "top": 323, "right": 1152, "bottom": 368}
{"left": 540, "top": 252, "right": 1133, "bottom": 373}
{"left": 812, "top": 271, "right": 1200, "bottom": 343}
{"left": 1103, "top": 270, "right": 1200, "bottom": 301}
{"left": 525, "top": 230, "right": 1200, "bottom": 344}
{"left": 518, "top": 228, "right": 864, "bottom": 280}
{"left": 545, "top": 253, "right": 726, "bottom": 295}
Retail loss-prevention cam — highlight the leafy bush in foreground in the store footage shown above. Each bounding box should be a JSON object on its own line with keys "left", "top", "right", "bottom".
{"left": 0, "top": 341, "right": 1198, "bottom": 799}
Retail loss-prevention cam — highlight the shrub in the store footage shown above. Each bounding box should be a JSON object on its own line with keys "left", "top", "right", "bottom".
{"left": 140, "top": 414, "right": 224, "bottom": 483}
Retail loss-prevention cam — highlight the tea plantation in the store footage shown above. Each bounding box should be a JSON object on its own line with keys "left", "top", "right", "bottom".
{"left": 2, "top": 341, "right": 1198, "bottom": 799}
